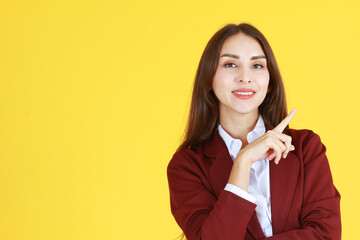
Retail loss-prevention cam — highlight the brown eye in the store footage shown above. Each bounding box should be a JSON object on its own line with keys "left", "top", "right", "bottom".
{"left": 252, "top": 64, "right": 264, "bottom": 69}
{"left": 225, "top": 63, "right": 237, "bottom": 68}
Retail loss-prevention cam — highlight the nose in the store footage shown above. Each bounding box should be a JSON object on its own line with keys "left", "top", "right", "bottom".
{"left": 236, "top": 68, "right": 251, "bottom": 83}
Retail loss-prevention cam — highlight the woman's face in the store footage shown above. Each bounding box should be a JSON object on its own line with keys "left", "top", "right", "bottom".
{"left": 212, "top": 33, "right": 270, "bottom": 120}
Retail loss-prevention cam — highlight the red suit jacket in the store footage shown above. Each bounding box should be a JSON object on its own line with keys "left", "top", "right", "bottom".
{"left": 167, "top": 129, "right": 341, "bottom": 240}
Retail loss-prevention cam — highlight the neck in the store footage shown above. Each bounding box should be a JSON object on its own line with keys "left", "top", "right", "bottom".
{"left": 219, "top": 109, "right": 259, "bottom": 143}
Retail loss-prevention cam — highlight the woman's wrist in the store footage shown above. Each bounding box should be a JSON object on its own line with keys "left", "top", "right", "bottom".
{"left": 235, "top": 150, "right": 253, "bottom": 167}
{"left": 228, "top": 152, "right": 252, "bottom": 191}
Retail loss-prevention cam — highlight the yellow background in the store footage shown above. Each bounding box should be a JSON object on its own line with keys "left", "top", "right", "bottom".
{"left": 0, "top": 0, "right": 358, "bottom": 239}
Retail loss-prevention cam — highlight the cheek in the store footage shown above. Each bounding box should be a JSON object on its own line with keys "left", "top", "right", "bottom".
{"left": 256, "top": 71, "right": 270, "bottom": 91}
{"left": 212, "top": 77, "right": 222, "bottom": 97}
{"left": 212, "top": 70, "right": 227, "bottom": 91}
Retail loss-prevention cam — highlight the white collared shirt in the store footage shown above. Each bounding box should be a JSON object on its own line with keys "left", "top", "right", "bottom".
{"left": 218, "top": 115, "right": 273, "bottom": 237}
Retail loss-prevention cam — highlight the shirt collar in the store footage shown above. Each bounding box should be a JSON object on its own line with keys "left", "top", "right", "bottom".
{"left": 218, "top": 115, "right": 266, "bottom": 157}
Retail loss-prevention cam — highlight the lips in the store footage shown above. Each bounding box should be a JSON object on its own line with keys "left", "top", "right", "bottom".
{"left": 232, "top": 88, "right": 256, "bottom": 99}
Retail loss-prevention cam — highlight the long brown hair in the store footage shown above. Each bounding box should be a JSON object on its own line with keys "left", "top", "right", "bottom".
{"left": 178, "top": 23, "right": 288, "bottom": 151}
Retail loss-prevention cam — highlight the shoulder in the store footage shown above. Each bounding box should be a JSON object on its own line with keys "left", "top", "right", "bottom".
{"left": 287, "top": 128, "right": 327, "bottom": 163}
{"left": 167, "top": 141, "right": 209, "bottom": 172}
{"left": 168, "top": 148, "right": 199, "bottom": 169}
{"left": 168, "top": 132, "right": 225, "bottom": 170}
{"left": 167, "top": 133, "right": 227, "bottom": 181}
{"left": 287, "top": 128, "right": 322, "bottom": 145}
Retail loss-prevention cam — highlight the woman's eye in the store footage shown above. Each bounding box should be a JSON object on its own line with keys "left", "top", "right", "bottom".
{"left": 224, "top": 63, "right": 237, "bottom": 68}
{"left": 252, "top": 64, "right": 264, "bottom": 69}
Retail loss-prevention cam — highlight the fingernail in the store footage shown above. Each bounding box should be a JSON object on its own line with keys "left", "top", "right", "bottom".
{"left": 284, "top": 153, "right": 287, "bottom": 158}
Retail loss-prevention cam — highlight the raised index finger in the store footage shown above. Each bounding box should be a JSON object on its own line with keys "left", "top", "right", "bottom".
{"left": 273, "top": 108, "right": 296, "bottom": 133}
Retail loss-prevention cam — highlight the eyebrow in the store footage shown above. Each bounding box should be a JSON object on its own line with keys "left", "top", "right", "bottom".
{"left": 220, "top": 53, "right": 266, "bottom": 60}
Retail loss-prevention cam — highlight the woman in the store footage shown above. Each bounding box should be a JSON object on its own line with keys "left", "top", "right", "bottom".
{"left": 167, "top": 23, "right": 341, "bottom": 240}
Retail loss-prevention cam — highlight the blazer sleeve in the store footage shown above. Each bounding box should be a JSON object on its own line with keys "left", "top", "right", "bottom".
{"left": 167, "top": 150, "right": 256, "bottom": 240}
{"left": 266, "top": 131, "right": 341, "bottom": 240}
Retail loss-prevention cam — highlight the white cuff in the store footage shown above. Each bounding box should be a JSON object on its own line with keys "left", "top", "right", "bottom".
{"left": 224, "top": 183, "right": 256, "bottom": 203}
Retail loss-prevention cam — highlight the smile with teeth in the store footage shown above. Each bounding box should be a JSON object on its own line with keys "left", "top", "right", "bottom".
{"left": 232, "top": 91, "right": 255, "bottom": 95}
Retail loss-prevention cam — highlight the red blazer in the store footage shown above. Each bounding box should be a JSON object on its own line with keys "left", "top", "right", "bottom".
{"left": 167, "top": 129, "right": 341, "bottom": 240}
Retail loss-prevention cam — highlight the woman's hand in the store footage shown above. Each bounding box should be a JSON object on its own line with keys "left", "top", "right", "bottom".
{"left": 239, "top": 109, "right": 296, "bottom": 165}
{"left": 228, "top": 109, "right": 296, "bottom": 191}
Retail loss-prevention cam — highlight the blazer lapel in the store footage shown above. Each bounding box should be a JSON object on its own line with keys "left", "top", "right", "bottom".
{"left": 270, "top": 152, "right": 299, "bottom": 234}
{"left": 204, "top": 132, "right": 233, "bottom": 197}
{"left": 204, "top": 132, "right": 265, "bottom": 239}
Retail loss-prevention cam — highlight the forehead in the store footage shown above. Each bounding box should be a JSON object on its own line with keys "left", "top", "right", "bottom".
{"left": 220, "top": 33, "right": 265, "bottom": 56}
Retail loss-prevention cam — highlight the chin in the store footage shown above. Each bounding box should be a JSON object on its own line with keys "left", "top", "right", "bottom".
{"left": 232, "top": 107, "right": 259, "bottom": 115}
{"left": 219, "top": 102, "right": 260, "bottom": 117}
